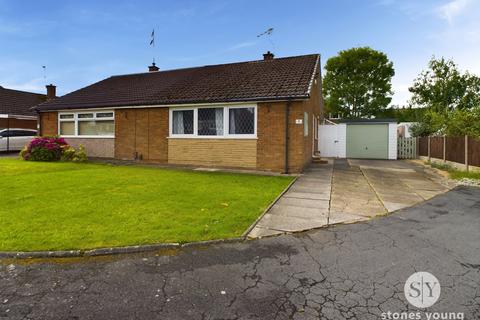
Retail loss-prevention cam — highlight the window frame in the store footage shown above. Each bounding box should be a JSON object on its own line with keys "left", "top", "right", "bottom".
{"left": 169, "top": 104, "right": 257, "bottom": 139}
{"left": 58, "top": 110, "right": 115, "bottom": 138}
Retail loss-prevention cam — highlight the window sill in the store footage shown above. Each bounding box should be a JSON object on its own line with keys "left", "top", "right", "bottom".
{"left": 168, "top": 136, "right": 257, "bottom": 140}
{"left": 59, "top": 135, "right": 115, "bottom": 139}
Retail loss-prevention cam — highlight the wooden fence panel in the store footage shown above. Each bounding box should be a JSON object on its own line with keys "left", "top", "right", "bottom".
{"left": 430, "top": 137, "right": 444, "bottom": 159}
{"left": 468, "top": 137, "right": 480, "bottom": 167}
{"left": 397, "top": 137, "right": 417, "bottom": 159}
{"left": 445, "top": 136, "right": 465, "bottom": 164}
{"left": 419, "top": 137, "right": 428, "bottom": 156}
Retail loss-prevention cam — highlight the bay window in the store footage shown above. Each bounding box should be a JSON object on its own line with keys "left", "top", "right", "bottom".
{"left": 58, "top": 111, "right": 114, "bottom": 137}
{"left": 169, "top": 105, "right": 256, "bottom": 138}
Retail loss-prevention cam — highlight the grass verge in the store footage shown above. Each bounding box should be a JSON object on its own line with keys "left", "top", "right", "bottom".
{"left": 0, "top": 159, "right": 293, "bottom": 251}
{"left": 426, "top": 161, "right": 480, "bottom": 181}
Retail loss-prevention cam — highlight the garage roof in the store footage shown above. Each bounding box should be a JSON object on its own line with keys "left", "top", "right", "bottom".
{"left": 336, "top": 118, "right": 397, "bottom": 124}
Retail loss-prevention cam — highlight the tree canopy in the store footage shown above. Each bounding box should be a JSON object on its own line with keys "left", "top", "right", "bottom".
{"left": 409, "top": 57, "right": 480, "bottom": 112}
{"left": 323, "top": 47, "right": 395, "bottom": 118}
{"left": 408, "top": 57, "right": 480, "bottom": 137}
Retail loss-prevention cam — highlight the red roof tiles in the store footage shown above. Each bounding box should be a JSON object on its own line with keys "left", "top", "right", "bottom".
{"left": 36, "top": 54, "right": 319, "bottom": 111}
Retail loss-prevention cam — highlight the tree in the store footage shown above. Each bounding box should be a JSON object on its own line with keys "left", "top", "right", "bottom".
{"left": 376, "top": 105, "right": 427, "bottom": 122}
{"left": 408, "top": 57, "right": 480, "bottom": 137}
{"left": 409, "top": 57, "right": 480, "bottom": 112}
{"left": 323, "top": 47, "right": 395, "bottom": 118}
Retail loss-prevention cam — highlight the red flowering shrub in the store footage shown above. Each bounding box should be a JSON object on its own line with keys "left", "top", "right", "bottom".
{"left": 20, "top": 136, "right": 69, "bottom": 161}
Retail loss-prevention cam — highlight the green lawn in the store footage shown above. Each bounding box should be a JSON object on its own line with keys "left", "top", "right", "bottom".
{"left": 0, "top": 159, "right": 293, "bottom": 252}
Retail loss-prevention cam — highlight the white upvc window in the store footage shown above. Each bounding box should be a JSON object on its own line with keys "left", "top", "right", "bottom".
{"left": 169, "top": 104, "right": 257, "bottom": 139}
{"left": 58, "top": 110, "right": 115, "bottom": 138}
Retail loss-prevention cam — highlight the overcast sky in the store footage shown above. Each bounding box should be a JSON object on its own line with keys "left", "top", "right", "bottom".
{"left": 1, "top": 0, "right": 479, "bottom": 106}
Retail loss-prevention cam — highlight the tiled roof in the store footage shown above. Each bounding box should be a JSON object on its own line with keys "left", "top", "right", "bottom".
{"left": 0, "top": 86, "right": 46, "bottom": 116}
{"left": 36, "top": 54, "right": 319, "bottom": 111}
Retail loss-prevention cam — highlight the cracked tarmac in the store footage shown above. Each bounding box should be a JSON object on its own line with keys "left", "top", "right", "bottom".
{"left": 1, "top": 186, "right": 479, "bottom": 319}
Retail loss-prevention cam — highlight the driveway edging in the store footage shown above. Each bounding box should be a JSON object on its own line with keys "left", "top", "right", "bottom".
{"left": 0, "top": 239, "right": 249, "bottom": 259}
{"left": 241, "top": 175, "right": 300, "bottom": 238}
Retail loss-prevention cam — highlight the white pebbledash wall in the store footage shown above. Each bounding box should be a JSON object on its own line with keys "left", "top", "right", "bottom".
{"left": 66, "top": 138, "right": 115, "bottom": 158}
{"left": 388, "top": 123, "right": 397, "bottom": 160}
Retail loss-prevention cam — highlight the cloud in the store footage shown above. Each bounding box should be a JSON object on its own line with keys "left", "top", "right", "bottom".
{"left": 437, "top": 0, "right": 472, "bottom": 24}
{"left": 1, "top": 78, "right": 45, "bottom": 94}
{"left": 227, "top": 41, "right": 257, "bottom": 51}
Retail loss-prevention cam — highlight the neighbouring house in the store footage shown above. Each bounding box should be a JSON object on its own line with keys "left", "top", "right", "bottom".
{"left": 35, "top": 53, "right": 323, "bottom": 173}
{"left": 397, "top": 122, "right": 415, "bottom": 138}
{"left": 0, "top": 85, "right": 55, "bottom": 131}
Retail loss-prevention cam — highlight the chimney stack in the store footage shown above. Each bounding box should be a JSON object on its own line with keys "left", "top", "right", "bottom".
{"left": 263, "top": 51, "right": 274, "bottom": 60}
{"left": 148, "top": 62, "right": 160, "bottom": 72}
{"left": 46, "top": 84, "right": 56, "bottom": 100}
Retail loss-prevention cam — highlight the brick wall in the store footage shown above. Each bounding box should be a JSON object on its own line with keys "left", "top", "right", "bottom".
{"left": 256, "top": 72, "right": 322, "bottom": 173}
{"left": 256, "top": 102, "right": 286, "bottom": 172}
{"left": 168, "top": 138, "right": 257, "bottom": 168}
{"left": 115, "top": 108, "right": 168, "bottom": 161}
{"left": 39, "top": 112, "right": 58, "bottom": 136}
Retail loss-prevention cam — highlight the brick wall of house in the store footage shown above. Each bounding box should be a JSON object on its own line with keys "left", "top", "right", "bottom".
{"left": 39, "top": 112, "right": 58, "bottom": 136}
{"left": 115, "top": 108, "right": 168, "bottom": 161}
{"left": 302, "top": 73, "right": 323, "bottom": 168}
{"left": 115, "top": 109, "right": 135, "bottom": 159}
{"left": 0, "top": 118, "right": 37, "bottom": 130}
{"left": 256, "top": 73, "right": 322, "bottom": 173}
{"left": 168, "top": 138, "right": 257, "bottom": 168}
{"left": 256, "top": 102, "right": 287, "bottom": 172}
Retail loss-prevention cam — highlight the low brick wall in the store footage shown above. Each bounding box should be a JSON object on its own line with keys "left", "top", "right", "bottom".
{"left": 168, "top": 138, "right": 257, "bottom": 169}
{"left": 66, "top": 138, "right": 115, "bottom": 158}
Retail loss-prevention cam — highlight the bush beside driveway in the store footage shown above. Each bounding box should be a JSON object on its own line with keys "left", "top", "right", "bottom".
{"left": 0, "top": 159, "right": 293, "bottom": 251}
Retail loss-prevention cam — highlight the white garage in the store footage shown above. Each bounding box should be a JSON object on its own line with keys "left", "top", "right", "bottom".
{"left": 318, "top": 119, "right": 397, "bottom": 159}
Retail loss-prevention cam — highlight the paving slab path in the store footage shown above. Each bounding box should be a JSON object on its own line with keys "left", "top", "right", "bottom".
{"left": 249, "top": 159, "right": 452, "bottom": 238}
{"left": 248, "top": 163, "right": 333, "bottom": 238}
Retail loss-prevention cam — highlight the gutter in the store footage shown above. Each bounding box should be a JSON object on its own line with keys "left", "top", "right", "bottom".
{"left": 285, "top": 100, "right": 292, "bottom": 174}
{"left": 34, "top": 96, "right": 311, "bottom": 113}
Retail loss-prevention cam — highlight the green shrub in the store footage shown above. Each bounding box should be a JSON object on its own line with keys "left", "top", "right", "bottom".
{"left": 20, "top": 137, "right": 87, "bottom": 162}
{"left": 61, "top": 145, "right": 87, "bottom": 162}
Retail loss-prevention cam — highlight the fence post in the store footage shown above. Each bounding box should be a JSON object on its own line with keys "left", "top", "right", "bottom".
{"left": 443, "top": 135, "right": 446, "bottom": 163}
{"left": 465, "top": 135, "right": 469, "bottom": 172}
{"left": 415, "top": 137, "right": 420, "bottom": 159}
{"left": 427, "top": 136, "right": 431, "bottom": 162}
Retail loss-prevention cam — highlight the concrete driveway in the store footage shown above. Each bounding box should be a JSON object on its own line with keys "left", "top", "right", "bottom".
{"left": 250, "top": 159, "right": 452, "bottom": 237}
{"left": 1, "top": 186, "right": 478, "bottom": 319}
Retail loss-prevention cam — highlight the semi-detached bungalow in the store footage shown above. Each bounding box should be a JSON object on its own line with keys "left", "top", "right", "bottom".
{"left": 36, "top": 52, "right": 324, "bottom": 173}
